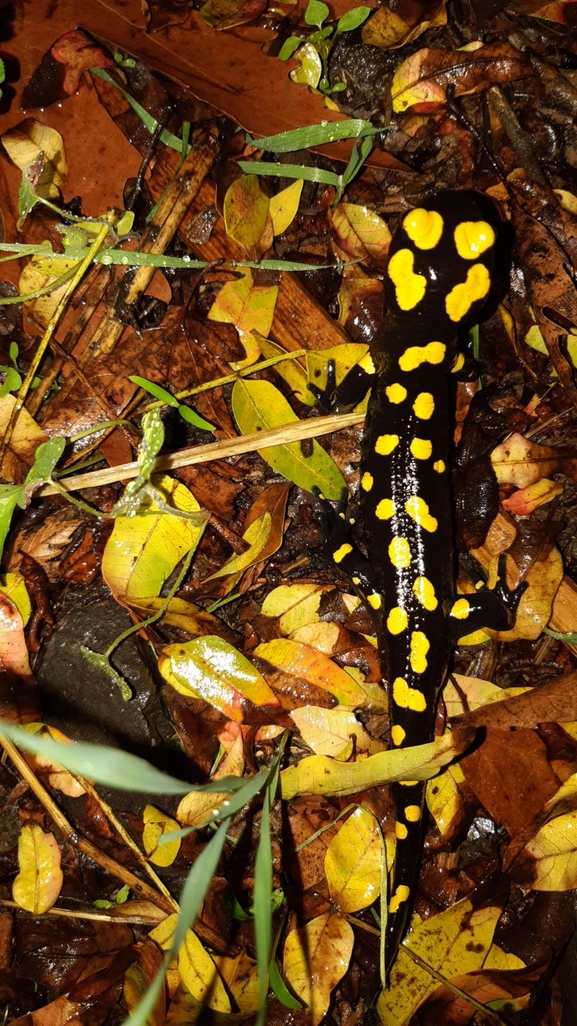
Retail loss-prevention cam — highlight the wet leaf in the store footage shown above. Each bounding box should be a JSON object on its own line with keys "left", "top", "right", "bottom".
{"left": 281, "top": 728, "right": 474, "bottom": 798}
{"left": 362, "top": 0, "right": 447, "bottom": 48}
{"left": 0, "top": 585, "right": 34, "bottom": 683}
{"left": 177, "top": 723, "right": 245, "bottom": 827}
{"left": 223, "top": 175, "right": 271, "bottom": 250}
{"left": 12, "top": 824, "right": 63, "bottom": 914}
{"left": 491, "top": 433, "right": 565, "bottom": 488}
{"left": 254, "top": 638, "right": 367, "bottom": 706}
{"left": 199, "top": 0, "right": 267, "bottom": 30}
{"left": 209, "top": 512, "right": 271, "bottom": 580}
{"left": 426, "top": 765, "right": 467, "bottom": 841}
{"left": 502, "top": 477, "right": 564, "bottom": 515}
{"left": 19, "top": 254, "right": 79, "bottom": 328}
{"left": 391, "top": 42, "right": 532, "bottom": 113}
{"left": 2, "top": 118, "right": 67, "bottom": 198}
{"left": 22, "top": 29, "right": 117, "bottom": 107}
{"left": 329, "top": 203, "right": 391, "bottom": 265}
{"left": 283, "top": 912, "right": 354, "bottom": 1025}
{"left": 142, "top": 805, "right": 182, "bottom": 867}
{"left": 324, "top": 807, "right": 382, "bottom": 912}
{"left": 159, "top": 635, "right": 280, "bottom": 721}
{"left": 269, "top": 179, "right": 304, "bottom": 236}
{"left": 102, "top": 476, "right": 208, "bottom": 603}
{"left": 378, "top": 896, "right": 503, "bottom": 1025}
{"left": 232, "top": 379, "right": 345, "bottom": 499}
{"left": 255, "top": 334, "right": 313, "bottom": 405}
{"left": 261, "top": 583, "right": 336, "bottom": 634}
{"left": 179, "top": 929, "right": 232, "bottom": 1011}
{"left": 289, "top": 43, "right": 323, "bottom": 89}
{"left": 511, "top": 808, "right": 577, "bottom": 891}
{"left": 290, "top": 705, "right": 385, "bottom": 758}
{"left": 208, "top": 269, "right": 278, "bottom": 368}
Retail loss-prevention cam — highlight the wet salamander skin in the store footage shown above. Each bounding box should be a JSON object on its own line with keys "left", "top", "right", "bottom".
{"left": 317, "top": 191, "right": 523, "bottom": 969}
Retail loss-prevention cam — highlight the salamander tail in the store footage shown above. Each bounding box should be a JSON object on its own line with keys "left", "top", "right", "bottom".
{"left": 385, "top": 780, "right": 427, "bottom": 977}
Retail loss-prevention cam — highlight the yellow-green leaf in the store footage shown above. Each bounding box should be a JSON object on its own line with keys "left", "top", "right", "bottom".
{"left": 0, "top": 573, "right": 31, "bottom": 624}
{"left": 223, "top": 175, "right": 270, "bottom": 249}
{"left": 159, "top": 635, "right": 280, "bottom": 722}
{"left": 142, "top": 805, "right": 181, "bottom": 867}
{"left": 426, "top": 765, "right": 466, "bottom": 841}
{"left": 290, "top": 705, "right": 385, "bottom": 758}
{"left": 19, "top": 255, "right": 79, "bottom": 328}
{"left": 208, "top": 268, "right": 278, "bottom": 369}
{"left": 208, "top": 512, "right": 271, "bottom": 580}
{"left": 269, "top": 179, "right": 304, "bottom": 236}
{"left": 325, "top": 807, "right": 382, "bottom": 912}
{"left": 255, "top": 334, "right": 313, "bottom": 405}
{"left": 2, "top": 119, "right": 67, "bottom": 196}
{"left": 232, "top": 378, "right": 345, "bottom": 499}
{"left": 378, "top": 897, "right": 503, "bottom": 1026}
{"left": 102, "top": 476, "right": 207, "bottom": 603}
{"left": 283, "top": 912, "right": 354, "bottom": 1026}
{"left": 178, "top": 930, "right": 231, "bottom": 1012}
{"left": 261, "top": 583, "right": 335, "bottom": 634}
{"left": 329, "top": 203, "right": 391, "bottom": 265}
{"left": 254, "top": 638, "right": 366, "bottom": 706}
{"left": 281, "top": 729, "right": 473, "bottom": 799}
{"left": 12, "top": 824, "right": 63, "bottom": 914}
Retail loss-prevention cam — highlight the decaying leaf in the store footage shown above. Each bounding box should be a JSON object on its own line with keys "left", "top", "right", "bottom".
{"left": 283, "top": 912, "right": 354, "bottom": 1025}
{"left": 142, "top": 805, "right": 181, "bottom": 867}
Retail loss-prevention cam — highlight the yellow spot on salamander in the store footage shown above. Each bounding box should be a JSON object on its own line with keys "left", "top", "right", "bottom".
{"left": 405, "top": 495, "right": 438, "bottom": 533}
{"left": 375, "top": 433, "right": 399, "bottom": 456}
{"left": 389, "top": 884, "right": 411, "bottom": 914}
{"left": 386, "top": 382, "right": 408, "bottom": 404}
{"left": 400, "top": 780, "right": 419, "bottom": 786}
{"left": 376, "top": 498, "right": 395, "bottom": 520}
{"left": 413, "top": 576, "right": 438, "bottom": 611}
{"left": 451, "top": 352, "right": 466, "bottom": 374}
{"left": 388, "top": 537, "right": 411, "bottom": 568}
{"left": 358, "top": 352, "right": 375, "bottom": 375}
{"left": 392, "top": 676, "right": 427, "bottom": 712}
{"left": 446, "top": 264, "right": 491, "bottom": 322}
{"left": 402, "top": 207, "right": 444, "bottom": 249}
{"left": 410, "top": 438, "right": 433, "bottom": 460}
{"left": 410, "top": 632, "right": 430, "bottom": 675}
{"left": 388, "top": 249, "right": 427, "bottom": 311}
{"left": 399, "top": 341, "right": 446, "bottom": 372}
{"left": 454, "top": 220, "right": 495, "bottom": 260}
{"left": 395, "top": 822, "right": 408, "bottom": 840}
{"left": 433, "top": 459, "right": 445, "bottom": 473}
{"left": 333, "top": 543, "right": 352, "bottom": 564}
{"left": 405, "top": 805, "right": 422, "bottom": 822}
{"left": 367, "top": 593, "right": 382, "bottom": 610}
{"left": 387, "top": 606, "right": 408, "bottom": 634}
{"left": 361, "top": 472, "right": 374, "bottom": 492}
{"left": 352, "top": 576, "right": 360, "bottom": 585}
{"left": 391, "top": 724, "right": 406, "bottom": 746}
{"left": 413, "top": 392, "right": 435, "bottom": 419}
{"left": 451, "top": 597, "right": 471, "bottom": 619}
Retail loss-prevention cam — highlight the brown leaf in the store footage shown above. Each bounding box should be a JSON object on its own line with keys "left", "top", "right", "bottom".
{"left": 455, "top": 670, "right": 577, "bottom": 731}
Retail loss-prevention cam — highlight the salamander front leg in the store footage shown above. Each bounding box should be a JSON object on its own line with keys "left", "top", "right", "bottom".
{"left": 314, "top": 487, "right": 384, "bottom": 611}
{"left": 448, "top": 554, "right": 528, "bottom": 641}
{"left": 308, "top": 355, "right": 376, "bottom": 414}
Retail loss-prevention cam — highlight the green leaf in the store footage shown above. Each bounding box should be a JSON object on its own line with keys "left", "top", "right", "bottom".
{"left": 24, "top": 437, "right": 66, "bottom": 490}
{"left": 305, "top": 0, "right": 329, "bottom": 27}
{"left": 232, "top": 378, "right": 345, "bottom": 499}
{"left": 238, "top": 161, "right": 340, "bottom": 187}
{"left": 0, "top": 366, "right": 22, "bottom": 397}
{"left": 0, "top": 485, "right": 24, "bottom": 565}
{"left": 18, "top": 162, "right": 40, "bottom": 220}
{"left": 336, "top": 5, "right": 371, "bottom": 33}
{"left": 177, "top": 404, "right": 215, "bottom": 431}
{"left": 138, "top": 409, "right": 165, "bottom": 476}
{"left": 308, "top": 26, "right": 333, "bottom": 42}
{"left": 89, "top": 69, "right": 189, "bottom": 155}
{"left": 130, "top": 376, "right": 179, "bottom": 407}
{"left": 81, "top": 646, "right": 133, "bottom": 701}
{"left": 0, "top": 720, "right": 258, "bottom": 797}
{"left": 278, "top": 36, "right": 302, "bottom": 60}
{"left": 269, "top": 955, "right": 303, "bottom": 1009}
{"left": 245, "top": 118, "right": 378, "bottom": 153}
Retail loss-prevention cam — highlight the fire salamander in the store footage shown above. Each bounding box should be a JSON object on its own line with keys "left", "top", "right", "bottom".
{"left": 311, "top": 191, "right": 526, "bottom": 972}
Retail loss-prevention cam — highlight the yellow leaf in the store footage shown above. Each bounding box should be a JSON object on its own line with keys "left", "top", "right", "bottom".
{"left": 2, "top": 118, "right": 67, "bottom": 196}
{"left": 254, "top": 638, "right": 367, "bottom": 706}
{"left": 290, "top": 621, "right": 342, "bottom": 653}
{"left": 212, "top": 951, "right": 259, "bottom": 1015}
{"left": 269, "top": 179, "right": 304, "bottom": 236}
{"left": 283, "top": 912, "right": 354, "bottom": 1025}
{"left": 281, "top": 730, "right": 473, "bottom": 799}
{"left": 255, "top": 334, "right": 313, "bottom": 405}
{"left": 0, "top": 395, "right": 48, "bottom": 481}
{"left": 12, "top": 824, "right": 63, "bottom": 914}
{"left": 142, "top": 805, "right": 181, "bottom": 867}
{"left": 379, "top": 897, "right": 503, "bottom": 1025}
{"left": 178, "top": 930, "right": 231, "bottom": 1012}
{"left": 232, "top": 378, "right": 346, "bottom": 499}
{"left": 208, "top": 269, "right": 278, "bottom": 369}
{"left": 290, "top": 705, "right": 384, "bottom": 758}
{"left": 102, "top": 476, "right": 208, "bottom": 603}
{"left": 19, "top": 255, "right": 79, "bottom": 329}
{"left": 362, "top": 1, "right": 447, "bottom": 49}
{"left": 306, "top": 343, "right": 371, "bottom": 415}
{"left": 261, "top": 583, "right": 335, "bottom": 634}
{"left": 178, "top": 724, "right": 244, "bottom": 827}
{"left": 223, "top": 175, "right": 271, "bottom": 250}
{"left": 426, "top": 766, "right": 466, "bottom": 840}
{"left": 1, "top": 573, "right": 31, "bottom": 624}
{"left": 289, "top": 43, "right": 322, "bottom": 88}
{"left": 443, "top": 673, "right": 531, "bottom": 717}
{"left": 208, "top": 512, "right": 271, "bottom": 580}
{"left": 329, "top": 204, "right": 391, "bottom": 265}
{"left": 128, "top": 595, "right": 236, "bottom": 641}
{"left": 159, "top": 635, "right": 280, "bottom": 721}
{"left": 515, "top": 809, "right": 577, "bottom": 890}
{"left": 325, "top": 807, "right": 382, "bottom": 912}
{"left": 391, "top": 50, "right": 447, "bottom": 112}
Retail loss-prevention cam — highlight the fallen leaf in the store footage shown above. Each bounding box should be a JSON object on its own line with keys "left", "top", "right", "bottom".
{"left": 324, "top": 806, "right": 382, "bottom": 913}
{"left": 283, "top": 912, "right": 354, "bottom": 1025}
{"left": 142, "top": 805, "right": 182, "bottom": 867}
{"left": 12, "top": 824, "right": 63, "bottom": 914}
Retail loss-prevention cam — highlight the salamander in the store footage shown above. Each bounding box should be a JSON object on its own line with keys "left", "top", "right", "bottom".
{"left": 311, "top": 190, "right": 526, "bottom": 972}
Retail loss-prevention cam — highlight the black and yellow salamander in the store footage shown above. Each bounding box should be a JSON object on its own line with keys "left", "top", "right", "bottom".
{"left": 311, "top": 190, "right": 526, "bottom": 972}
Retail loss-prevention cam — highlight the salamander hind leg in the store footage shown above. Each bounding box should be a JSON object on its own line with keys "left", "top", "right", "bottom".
{"left": 448, "top": 553, "right": 527, "bottom": 641}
